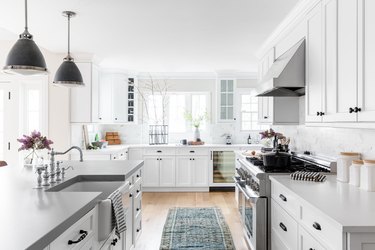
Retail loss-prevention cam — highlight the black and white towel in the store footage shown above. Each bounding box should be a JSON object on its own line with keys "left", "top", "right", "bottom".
{"left": 108, "top": 189, "right": 126, "bottom": 238}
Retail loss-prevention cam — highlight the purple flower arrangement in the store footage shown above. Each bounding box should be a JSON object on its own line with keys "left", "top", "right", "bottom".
{"left": 259, "top": 128, "right": 284, "bottom": 140}
{"left": 17, "top": 131, "right": 53, "bottom": 152}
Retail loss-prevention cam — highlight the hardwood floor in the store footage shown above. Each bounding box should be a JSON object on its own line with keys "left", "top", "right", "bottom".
{"left": 135, "top": 192, "right": 249, "bottom": 250}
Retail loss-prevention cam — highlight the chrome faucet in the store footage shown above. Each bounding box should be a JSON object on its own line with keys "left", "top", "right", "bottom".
{"left": 49, "top": 146, "right": 84, "bottom": 165}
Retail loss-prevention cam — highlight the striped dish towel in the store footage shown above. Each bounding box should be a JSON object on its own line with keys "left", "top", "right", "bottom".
{"left": 108, "top": 189, "right": 126, "bottom": 238}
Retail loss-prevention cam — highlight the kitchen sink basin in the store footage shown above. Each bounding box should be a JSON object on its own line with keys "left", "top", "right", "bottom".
{"left": 47, "top": 175, "right": 125, "bottom": 197}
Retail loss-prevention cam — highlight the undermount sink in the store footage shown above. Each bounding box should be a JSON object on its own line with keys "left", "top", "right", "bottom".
{"left": 47, "top": 175, "right": 125, "bottom": 197}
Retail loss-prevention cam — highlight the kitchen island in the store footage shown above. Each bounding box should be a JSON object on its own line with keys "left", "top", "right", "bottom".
{"left": 0, "top": 160, "right": 143, "bottom": 250}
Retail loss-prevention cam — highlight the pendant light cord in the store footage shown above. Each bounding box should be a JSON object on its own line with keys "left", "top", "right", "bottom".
{"left": 67, "top": 13, "right": 71, "bottom": 56}
{"left": 24, "top": 0, "right": 28, "bottom": 30}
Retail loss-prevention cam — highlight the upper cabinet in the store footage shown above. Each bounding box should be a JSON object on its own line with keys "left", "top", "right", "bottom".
{"left": 217, "top": 79, "right": 236, "bottom": 122}
{"left": 304, "top": 0, "right": 375, "bottom": 126}
{"left": 70, "top": 62, "right": 99, "bottom": 123}
{"left": 305, "top": 1, "right": 324, "bottom": 123}
{"left": 70, "top": 65, "right": 137, "bottom": 124}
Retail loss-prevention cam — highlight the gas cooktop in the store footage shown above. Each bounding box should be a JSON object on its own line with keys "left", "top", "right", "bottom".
{"left": 246, "top": 155, "right": 331, "bottom": 173}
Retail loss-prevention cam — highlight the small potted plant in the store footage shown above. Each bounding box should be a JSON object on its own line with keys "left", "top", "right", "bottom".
{"left": 17, "top": 131, "right": 53, "bottom": 166}
{"left": 184, "top": 111, "right": 209, "bottom": 141}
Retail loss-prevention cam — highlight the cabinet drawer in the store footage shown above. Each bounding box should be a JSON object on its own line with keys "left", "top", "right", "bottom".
{"left": 129, "top": 169, "right": 142, "bottom": 186}
{"left": 143, "top": 147, "right": 176, "bottom": 156}
{"left": 50, "top": 207, "right": 96, "bottom": 249}
{"left": 272, "top": 180, "right": 300, "bottom": 218}
{"left": 300, "top": 201, "right": 342, "bottom": 249}
{"left": 176, "top": 148, "right": 209, "bottom": 156}
{"left": 271, "top": 228, "right": 289, "bottom": 250}
{"left": 271, "top": 199, "right": 298, "bottom": 250}
{"left": 134, "top": 194, "right": 142, "bottom": 217}
{"left": 299, "top": 225, "right": 327, "bottom": 250}
{"left": 134, "top": 215, "right": 142, "bottom": 242}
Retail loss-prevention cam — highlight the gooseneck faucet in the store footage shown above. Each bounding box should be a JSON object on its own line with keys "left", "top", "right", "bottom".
{"left": 50, "top": 146, "right": 84, "bottom": 163}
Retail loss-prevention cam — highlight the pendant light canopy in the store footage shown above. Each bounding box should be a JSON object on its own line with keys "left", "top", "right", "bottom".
{"left": 53, "top": 11, "right": 84, "bottom": 87}
{"left": 3, "top": 0, "right": 47, "bottom": 75}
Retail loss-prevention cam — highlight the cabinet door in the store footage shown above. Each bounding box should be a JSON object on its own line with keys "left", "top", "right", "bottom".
{"left": 112, "top": 74, "right": 128, "bottom": 123}
{"left": 218, "top": 79, "right": 236, "bottom": 122}
{"left": 305, "top": 2, "right": 324, "bottom": 123}
{"left": 192, "top": 156, "right": 209, "bottom": 187}
{"left": 357, "top": 0, "right": 375, "bottom": 121}
{"left": 258, "top": 97, "right": 273, "bottom": 124}
{"left": 322, "top": 0, "right": 339, "bottom": 122}
{"left": 334, "top": 0, "right": 358, "bottom": 121}
{"left": 159, "top": 156, "right": 176, "bottom": 187}
{"left": 98, "top": 73, "right": 113, "bottom": 123}
{"left": 70, "top": 62, "right": 92, "bottom": 123}
{"left": 298, "top": 226, "right": 327, "bottom": 250}
{"left": 176, "top": 157, "right": 192, "bottom": 187}
{"left": 142, "top": 157, "right": 159, "bottom": 187}
{"left": 91, "top": 65, "right": 101, "bottom": 123}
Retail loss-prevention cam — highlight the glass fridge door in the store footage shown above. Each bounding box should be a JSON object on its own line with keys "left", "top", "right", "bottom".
{"left": 212, "top": 151, "right": 235, "bottom": 183}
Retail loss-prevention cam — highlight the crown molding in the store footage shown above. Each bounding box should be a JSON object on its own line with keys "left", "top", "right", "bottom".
{"left": 256, "top": 0, "right": 321, "bottom": 59}
{"left": 136, "top": 71, "right": 257, "bottom": 80}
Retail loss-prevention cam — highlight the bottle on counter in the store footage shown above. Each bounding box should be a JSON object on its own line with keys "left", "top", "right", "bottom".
{"left": 247, "top": 134, "right": 252, "bottom": 144}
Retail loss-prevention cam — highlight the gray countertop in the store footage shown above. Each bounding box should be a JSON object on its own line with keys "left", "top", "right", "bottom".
{"left": 270, "top": 175, "right": 375, "bottom": 232}
{"left": 0, "top": 160, "right": 143, "bottom": 250}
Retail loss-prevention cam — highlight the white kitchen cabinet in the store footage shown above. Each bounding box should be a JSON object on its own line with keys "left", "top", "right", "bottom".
{"left": 298, "top": 226, "right": 326, "bottom": 250}
{"left": 142, "top": 157, "right": 160, "bottom": 187}
{"left": 192, "top": 156, "right": 209, "bottom": 187}
{"left": 357, "top": 0, "right": 375, "bottom": 122}
{"left": 218, "top": 79, "right": 236, "bottom": 122}
{"left": 96, "top": 73, "right": 113, "bottom": 123}
{"left": 305, "top": 2, "right": 324, "bottom": 123}
{"left": 159, "top": 156, "right": 176, "bottom": 187}
{"left": 176, "top": 157, "right": 192, "bottom": 187}
{"left": 128, "top": 148, "right": 143, "bottom": 160}
{"left": 258, "top": 97, "right": 273, "bottom": 123}
{"left": 70, "top": 62, "right": 99, "bottom": 123}
{"left": 112, "top": 74, "right": 128, "bottom": 123}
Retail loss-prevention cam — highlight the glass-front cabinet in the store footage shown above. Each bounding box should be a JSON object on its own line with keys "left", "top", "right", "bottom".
{"left": 218, "top": 79, "right": 236, "bottom": 122}
{"left": 211, "top": 150, "right": 235, "bottom": 186}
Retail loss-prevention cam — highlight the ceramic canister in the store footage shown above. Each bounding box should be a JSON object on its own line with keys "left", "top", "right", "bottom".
{"left": 361, "top": 160, "right": 375, "bottom": 192}
{"left": 337, "top": 152, "right": 361, "bottom": 183}
{"left": 349, "top": 160, "right": 363, "bottom": 187}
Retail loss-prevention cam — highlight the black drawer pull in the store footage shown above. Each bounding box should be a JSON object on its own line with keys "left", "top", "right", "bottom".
{"left": 68, "top": 230, "right": 88, "bottom": 245}
{"left": 136, "top": 228, "right": 140, "bottom": 232}
{"left": 111, "top": 238, "right": 118, "bottom": 246}
{"left": 279, "top": 222, "right": 287, "bottom": 232}
{"left": 279, "top": 194, "right": 287, "bottom": 202}
{"left": 129, "top": 193, "right": 133, "bottom": 197}
{"left": 309, "top": 248, "right": 315, "bottom": 250}
{"left": 313, "top": 222, "right": 321, "bottom": 231}
{"left": 136, "top": 208, "right": 140, "bottom": 211}
{"left": 157, "top": 150, "right": 162, "bottom": 153}
{"left": 136, "top": 189, "right": 140, "bottom": 193}
{"left": 136, "top": 174, "right": 140, "bottom": 178}
{"left": 349, "top": 107, "right": 354, "bottom": 113}
{"left": 190, "top": 151, "right": 195, "bottom": 153}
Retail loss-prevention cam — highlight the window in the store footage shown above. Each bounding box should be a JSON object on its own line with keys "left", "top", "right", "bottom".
{"left": 145, "top": 92, "right": 210, "bottom": 133}
{"left": 240, "top": 94, "right": 268, "bottom": 131}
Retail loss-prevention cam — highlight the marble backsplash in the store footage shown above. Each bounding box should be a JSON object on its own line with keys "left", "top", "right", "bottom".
{"left": 274, "top": 125, "right": 375, "bottom": 159}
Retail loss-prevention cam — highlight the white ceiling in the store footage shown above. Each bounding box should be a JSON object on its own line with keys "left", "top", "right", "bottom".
{"left": 0, "top": 0, "right": 299, "bottom": 73}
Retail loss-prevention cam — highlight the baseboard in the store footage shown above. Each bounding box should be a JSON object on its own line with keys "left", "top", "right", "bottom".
{"left": 143, "top": 187, "right": 209, "bottom": 192}
{"left": 209, "top": 187, "right": 235, "bottom": 192}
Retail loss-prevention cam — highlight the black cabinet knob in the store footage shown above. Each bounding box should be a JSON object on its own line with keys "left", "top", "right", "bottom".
{"left": 349, "top": 107, "right": 355, "bottom": 113}
{"left": 320, "top": 112, "right": 325, "bottom": 116}
{"left": 354, "top": 107, "right": 361, "bottom": 113}
{"left": 136, "top": 229, "right": 140, "bottom": 232}
{"left": 279, "top": 222, "right": 287, "bottom": 232}
{"left": 264, "top": 116, "right": 268, "bottom": 119}
{"left": 279, "top": 194, "right": 287, "bottom": 202}
{"left": 115, "top": 118, "right": 118, "bottom": 120}
{"left": 312, "top": 222, "right": 321, "bottom": 230}
{"left": 316, "top": 111, "right": 320, "bottom": 116}
{"left": 136, "top": 208, "right": 140, "bottom": 211}
{"left": 99, "top": 117, "right": 102, "bottom": 120}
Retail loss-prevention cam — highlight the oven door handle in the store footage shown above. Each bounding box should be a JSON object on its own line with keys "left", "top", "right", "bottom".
{"left": 235, "top": 182, "right": 252, "bottom": 200}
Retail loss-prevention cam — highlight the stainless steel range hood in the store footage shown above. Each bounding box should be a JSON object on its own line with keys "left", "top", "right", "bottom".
{"left": 256, "top": 39, "right": 305, "bottom": 97}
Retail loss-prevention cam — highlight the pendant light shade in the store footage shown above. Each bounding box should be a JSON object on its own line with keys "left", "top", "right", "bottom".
{"left": 3, "top": 0, "right": 47, "bottom": 75}
{"left": 53, "top": 11, "right": 84, "bottom": 87}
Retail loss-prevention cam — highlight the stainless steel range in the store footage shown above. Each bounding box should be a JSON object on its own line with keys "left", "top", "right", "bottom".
{"left": 234, "top": 151, "right": 337, "bottom": 250}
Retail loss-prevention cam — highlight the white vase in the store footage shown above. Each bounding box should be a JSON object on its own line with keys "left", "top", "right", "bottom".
{"left": 194, "top": 127, "right": 200, "bottom": 141}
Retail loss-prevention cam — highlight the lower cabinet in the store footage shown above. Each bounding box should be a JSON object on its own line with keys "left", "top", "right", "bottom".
{"left": 159, "top": 157, "right": 176, "bottom": 187}
{"left": 298, "top": 226, "right": 326, "bottom": 250}
{"left": 143, "top": 157, "right": 160, "bottom": 187}
{"left": 175, "top": 156, "right": 209, "bottom": 187}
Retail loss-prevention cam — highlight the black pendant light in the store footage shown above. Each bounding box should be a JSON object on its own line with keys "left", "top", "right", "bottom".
{"left": 3, "top": 0, "right": 47, "bottom": 75}
{"left": 53, "top": 11, "right": 84, "bottom": 87}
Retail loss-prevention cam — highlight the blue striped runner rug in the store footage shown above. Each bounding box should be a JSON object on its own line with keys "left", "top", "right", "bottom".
{"left": 160, "top": 207, "right": 236, "bottom": 250}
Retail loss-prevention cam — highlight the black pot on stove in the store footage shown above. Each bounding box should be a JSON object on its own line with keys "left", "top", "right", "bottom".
{"left": 262, "top": 150, "right": 291, "bottom": 168}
